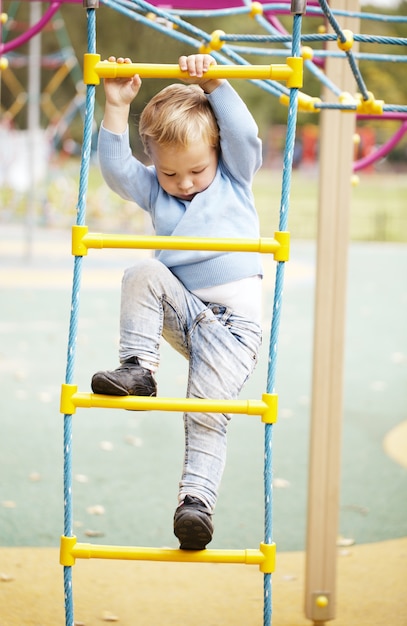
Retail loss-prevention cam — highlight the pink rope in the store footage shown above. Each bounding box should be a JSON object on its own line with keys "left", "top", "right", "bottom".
{"left": 354, "top": 120, "right": 407, "bottom": 172}
{"left": 0, "top": 1, "right": 62, "bottom": 54}
{"left": 144, "top": 0, "right": 321, "bottom": 10}
{"left": 358, "top": 113, "right": 407, "bottom": 122}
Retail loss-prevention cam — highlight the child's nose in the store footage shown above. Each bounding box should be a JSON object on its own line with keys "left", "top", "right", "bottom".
{"left": 179, "top": 177, "right": 193, "bottom": 191}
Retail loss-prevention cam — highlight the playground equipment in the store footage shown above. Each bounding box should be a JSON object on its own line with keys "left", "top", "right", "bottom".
{"left": 1, "top": 0, "right": 406, "bottom": 167}
{"left": 1, "top": 1, "right": 405, "bottom": 625}
{"left": 57, "top": 1, "right": 405, "bottom": 625}
{"left": 58, "top": 2, "right": 303, "bottom": 625}
{"left": 94, "top": 0, "right": 407, "bottom": 170}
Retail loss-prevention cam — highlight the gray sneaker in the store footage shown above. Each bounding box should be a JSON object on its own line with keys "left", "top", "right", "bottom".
{"left": 91, "top": 357, "right": 157, "bottom": 396}
{"left": 174, "top": 495, "right": 213, "bottom": 550}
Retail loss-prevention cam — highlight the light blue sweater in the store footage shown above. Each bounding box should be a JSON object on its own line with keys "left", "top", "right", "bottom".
{"left": 98, "top": 81, "right": 263, "bottom": 291}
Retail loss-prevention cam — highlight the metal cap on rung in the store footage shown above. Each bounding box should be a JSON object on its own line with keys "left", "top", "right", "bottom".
{"left": 291, "top": 0, "right": 307, "bottom": 14}
{"left": 83, "top": 0, "right": 99, "bottom": 7}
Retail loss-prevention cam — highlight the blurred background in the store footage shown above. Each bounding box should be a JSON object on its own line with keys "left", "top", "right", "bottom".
{"left": 0, "top": 0, "right": 406, "bottom": 243}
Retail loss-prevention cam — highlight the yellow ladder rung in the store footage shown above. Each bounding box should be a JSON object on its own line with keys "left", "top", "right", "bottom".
{"left": 83, "top": 53, "right": 303, "bottom": 88}
{"left": 72, "top": 225, "right": 290, "bottom": 261}
{"left": 60, "top": 535, "right": 276, "bottom": 573}
{"left": 60, "top": 385, "right": 278, "bottom": 424}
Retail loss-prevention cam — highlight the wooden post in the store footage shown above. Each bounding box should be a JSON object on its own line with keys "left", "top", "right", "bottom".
{"left": 304, "top": 1, "right": 360, "bottom": 623}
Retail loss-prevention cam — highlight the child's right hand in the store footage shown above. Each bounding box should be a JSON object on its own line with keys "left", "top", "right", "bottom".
{"left": 103, "top": 56, "right": 142, "bottom": 106}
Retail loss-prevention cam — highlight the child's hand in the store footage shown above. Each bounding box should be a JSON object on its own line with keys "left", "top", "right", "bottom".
{"left": 178, "top": 54, "right": 224, "bottom": 93}
{"left": 102, "top": 57, "right": 141, "bottom": 133}
{"left": 179, "top": 54, "right": 215, "bottom": 79}
{"left": 103, "top": 56, "right": 142, "bottom": 107}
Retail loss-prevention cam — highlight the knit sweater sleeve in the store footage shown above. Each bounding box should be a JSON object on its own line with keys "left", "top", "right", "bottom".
{"left": 97, "top": 123, "right": 159, "bottom": 213}
{"left": 206, "top": 81, "right": 262, "bottom": 184}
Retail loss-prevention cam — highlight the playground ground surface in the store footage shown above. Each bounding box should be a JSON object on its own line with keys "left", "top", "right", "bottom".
{"left": 1, "top": 538, "right": 406, "bottom": 626}
{"left": 1, "top": 224, "right": 406, "bottom": 625}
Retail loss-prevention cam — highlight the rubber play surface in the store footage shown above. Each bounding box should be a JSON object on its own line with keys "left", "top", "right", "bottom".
{"left": 1, "top": 226, "right": 406, "bottom": 625}
{"left": 1, "top": 226, "right": 406, "bottom": 550}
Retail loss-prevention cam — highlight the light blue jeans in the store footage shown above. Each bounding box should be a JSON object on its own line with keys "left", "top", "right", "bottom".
{"left": 119, "top": 258, "right": 262, "bottom": 511}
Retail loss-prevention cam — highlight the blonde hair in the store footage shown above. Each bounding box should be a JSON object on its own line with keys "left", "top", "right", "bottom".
{"left": 139, "top": 83, "right": 219, "bottom": 157}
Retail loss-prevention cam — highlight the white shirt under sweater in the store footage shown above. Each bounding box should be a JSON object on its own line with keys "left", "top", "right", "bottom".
{"left": 193, "top": 276, "right": 262, "bottom": 325}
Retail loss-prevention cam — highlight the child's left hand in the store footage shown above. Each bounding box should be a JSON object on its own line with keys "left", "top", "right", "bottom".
{"left": 179, "top": 54, "right": 215, "bottom": 79}
{"left": 178, "top": 54, "right": 223, "bottom": 93}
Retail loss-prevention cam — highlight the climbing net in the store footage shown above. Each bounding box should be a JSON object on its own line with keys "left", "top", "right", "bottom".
{"left": 97, "top": 0, "right": 407, "bottom": 170}
{"left": 1, "top": 0, "right": 406, "bottom": 168}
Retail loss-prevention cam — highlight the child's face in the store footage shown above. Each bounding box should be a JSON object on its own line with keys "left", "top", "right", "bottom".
{"left": 150, "top": 140, "right": 218, "bottom": 202}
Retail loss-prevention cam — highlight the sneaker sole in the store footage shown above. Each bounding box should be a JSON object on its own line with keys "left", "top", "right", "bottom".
{"left": 174, "top": 509, "right": 213, "bottom": 551}
{"left": 91, "top": 374, "right": 129, "bottom": 396}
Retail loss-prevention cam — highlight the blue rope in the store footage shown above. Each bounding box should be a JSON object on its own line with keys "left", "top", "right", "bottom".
{"left": 317, "top": 0, "right": 370, "bottom": 100}
{"left": 225, "top": 45, "right": 407, "bottom": 64}
{"left": 98, "top": 0, "right": 406, "bottom": 110}
{"left": 263, "top": 11, "right": 301, "bottom": 626}
{"left": 109, "top": 0, "right": 212, "bottom": 44}
{"left": 245, "top": 0, "right": 343, "bottom": 100}
{"left": 63, "top": 8, "right": 96, "bottom": 626}
{"left": 219, "top": 32, "right": 407, "bottom": 46}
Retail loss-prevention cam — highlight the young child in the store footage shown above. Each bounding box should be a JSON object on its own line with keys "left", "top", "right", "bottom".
{"left": 91, "top": 54, "right": 263, "bottom": 550}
